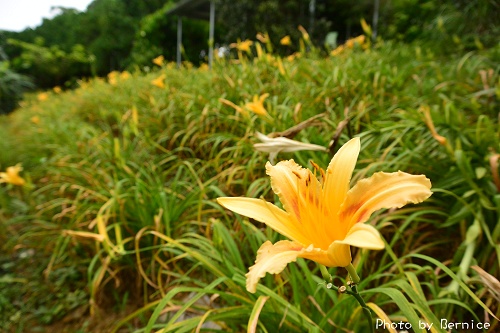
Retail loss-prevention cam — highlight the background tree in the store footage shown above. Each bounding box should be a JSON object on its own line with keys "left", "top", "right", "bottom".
{"left": 0, "top": 46, "right": 34, "bottom": 114}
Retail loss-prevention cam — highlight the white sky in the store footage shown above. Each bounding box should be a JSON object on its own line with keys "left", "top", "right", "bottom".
{"left": 0, "top": 0, "right": 94, "bottom": 32}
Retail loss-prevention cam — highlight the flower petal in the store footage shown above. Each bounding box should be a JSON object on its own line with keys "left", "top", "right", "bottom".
{"left": 253, "top": 133, "right": 326, "bottom": 153}
{"left": 340, "top": 171, "right": 432, "bottom": 229}
{"left": 246, "top": 240, "right": 303, "bottom": 293}
{"left": 326, "top": 242, "right": 352, "bottom": 267}
{"left": 216, "top": 197, "right": 310, "bottom": 245}
{"left": 246, "top": 240, "right": 331, "bottom": 292}
{"left": 334, "top": 223, "right": 384, "bottom": 250}
{"left": 266, "top": 160, "right": 331, "bottom": 248}
{"left": 323, "top": 137, "right": 360, "bottom": 219}
{"left": 265, "top": 160, "right": 310, "bottom": 221}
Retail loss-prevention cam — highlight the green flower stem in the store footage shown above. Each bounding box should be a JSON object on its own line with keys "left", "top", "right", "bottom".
{"left": 319, "top": 265, "right": 332, "bottom": 282}
{"left": 322, "top": 264, "right": 373, "bottom": 332}
{"left": 346, "top": 263, "right": 360, "bottom": 283}
{"left": 348, "top": 285, "right": 374, "bottom": 333}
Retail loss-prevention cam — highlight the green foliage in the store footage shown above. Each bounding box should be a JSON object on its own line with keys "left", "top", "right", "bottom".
{"left": 379, "top": 0, "right": 500, "bottom": 52}
{"left": 7, "top": 38, "right": 92, "bottom": 88}
{"left": 129, "top": 1, "right": 210, "bottom": 68}
{"left": 0, "top": 37, "right": 499, "bottom": 332}
{"left": 0, "top": 58, "right": 34, "bottom": 114}
{"left": 216, "top": 0, "right": 371, "bottom": 49}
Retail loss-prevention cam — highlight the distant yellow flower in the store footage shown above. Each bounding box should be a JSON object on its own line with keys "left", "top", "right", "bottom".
{"left": 331, "top": 35, "right": 367, "bottom": 56}
{"left": 151, "top": 74, "right": 166, "bottom": 88}
{"left": 53, "top": 86, "right": 62, "bottom": 94}
{"left": 330, "top": 45, "right": 345, "bottom": 56}
{"left": 120, "top": 71, "right": 131, "bottom": 80}
{"left": 30, "top": 116, "right": 40, "bottom": 124}
{"left": 153, "top": 55, "right": 165, "bottom": 67}
{"left": 0, "top": 164, "right": 26, "bottom": 186}
{"left": 244, "top": 93, "right": 269, "bottom": 116}
{"left": 199, "top": 63, "right": 209, "bottom": 71}
{"left": 346, "top": 35, "right": 366, "bottom": 49}
{"left": 286, "top": 52, "right": 301, "bottom": 62}
{"left": 218, "top": 137, "right": 432, "bottom": 293}
{"left": 230, "top": 39, "right": 253, "bottom": 52}
{"left": 37, "top": 93, "right": 48, "bottom": 101}
{"left": 108, "top": 71, "right": 119, "bottom": 85}
{"left": 280, "top": 35, "right": 291, "bottom": 46}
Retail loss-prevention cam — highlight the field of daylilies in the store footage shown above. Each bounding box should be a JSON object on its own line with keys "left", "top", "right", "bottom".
{"left": 0, "top": 32, "right": 499, "bottom": 333}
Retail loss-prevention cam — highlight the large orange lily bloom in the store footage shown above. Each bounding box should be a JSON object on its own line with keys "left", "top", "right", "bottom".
{"left": 217, "top": 137, "right": 432, "bottom": 293}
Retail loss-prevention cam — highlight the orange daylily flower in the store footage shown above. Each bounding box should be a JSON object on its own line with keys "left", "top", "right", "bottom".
{"left": 244, "top": 93, "right": 269, "bottom": 116}
{"left": 0, "top": 164, "right": 26, "bottom": 186}
{"left": 218, "top": 137, "right": 432, "bottom": 293}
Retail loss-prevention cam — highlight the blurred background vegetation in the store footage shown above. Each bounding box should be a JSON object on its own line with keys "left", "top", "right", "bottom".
{"left": 1, "top": 0, "right": 499, "bottom": 114}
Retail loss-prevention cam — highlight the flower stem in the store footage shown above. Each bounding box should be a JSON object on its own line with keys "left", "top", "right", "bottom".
{"left": 346, "top": 263, "right": 360, "bottom": 283}
{"left": 319, "top": 265, "right": 332, "bottom": 282}
{"left": 349, "top": 284, "right": 374, "bottom": 333}
{"left": 322, "top": 264, "right": 372, "bottom": 332}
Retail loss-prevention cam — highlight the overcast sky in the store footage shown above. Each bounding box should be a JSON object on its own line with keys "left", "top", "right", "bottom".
{"left": 0, "top": 0, "right": 94, "bottom": 32}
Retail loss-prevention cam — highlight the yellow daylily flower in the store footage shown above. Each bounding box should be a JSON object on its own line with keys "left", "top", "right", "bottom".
{"left": 331, "top": 35, "right": 367, "bottom": 56}
{"left": 153, "top": 55, "right": 165, "bottom": 67}
{"left": 120, "top": 71, "right": 131, "bottom": 80}
{"left": 53, "top": 86, "right": 62, "bottom": 94}
{"left": 151, "top": 74, "right": 166, "bottom": 88}
{"left": 0, "top": 164, "right": 26, "bottom": 186}
{"left": 217, "top": 137, "right": 432, "bottom": 293}
{"left": 330, "top": 45, "right": 345, "bottom": 56}
{"left": 280, "top": 35, "right": 292, "bottom": 46}
{"left": 30, "top": 116, "right": 40, "bottom": 124}
{"left": 37, "top": 92, "right": 49, "bottom": 101}
{"left": 230, "top": 39, "right": 253, "bottom": 52}
{"left": 199, "top": 63, "right": 209, "bottom": 71}
{"left": 108, "top": 71, "right": 119, "bottom": 85}
{"left": 346, "top": 35, "right": 366, "bottom": 49}
{"left": 244, "top": 93, "right": 270, "bottom": 116}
